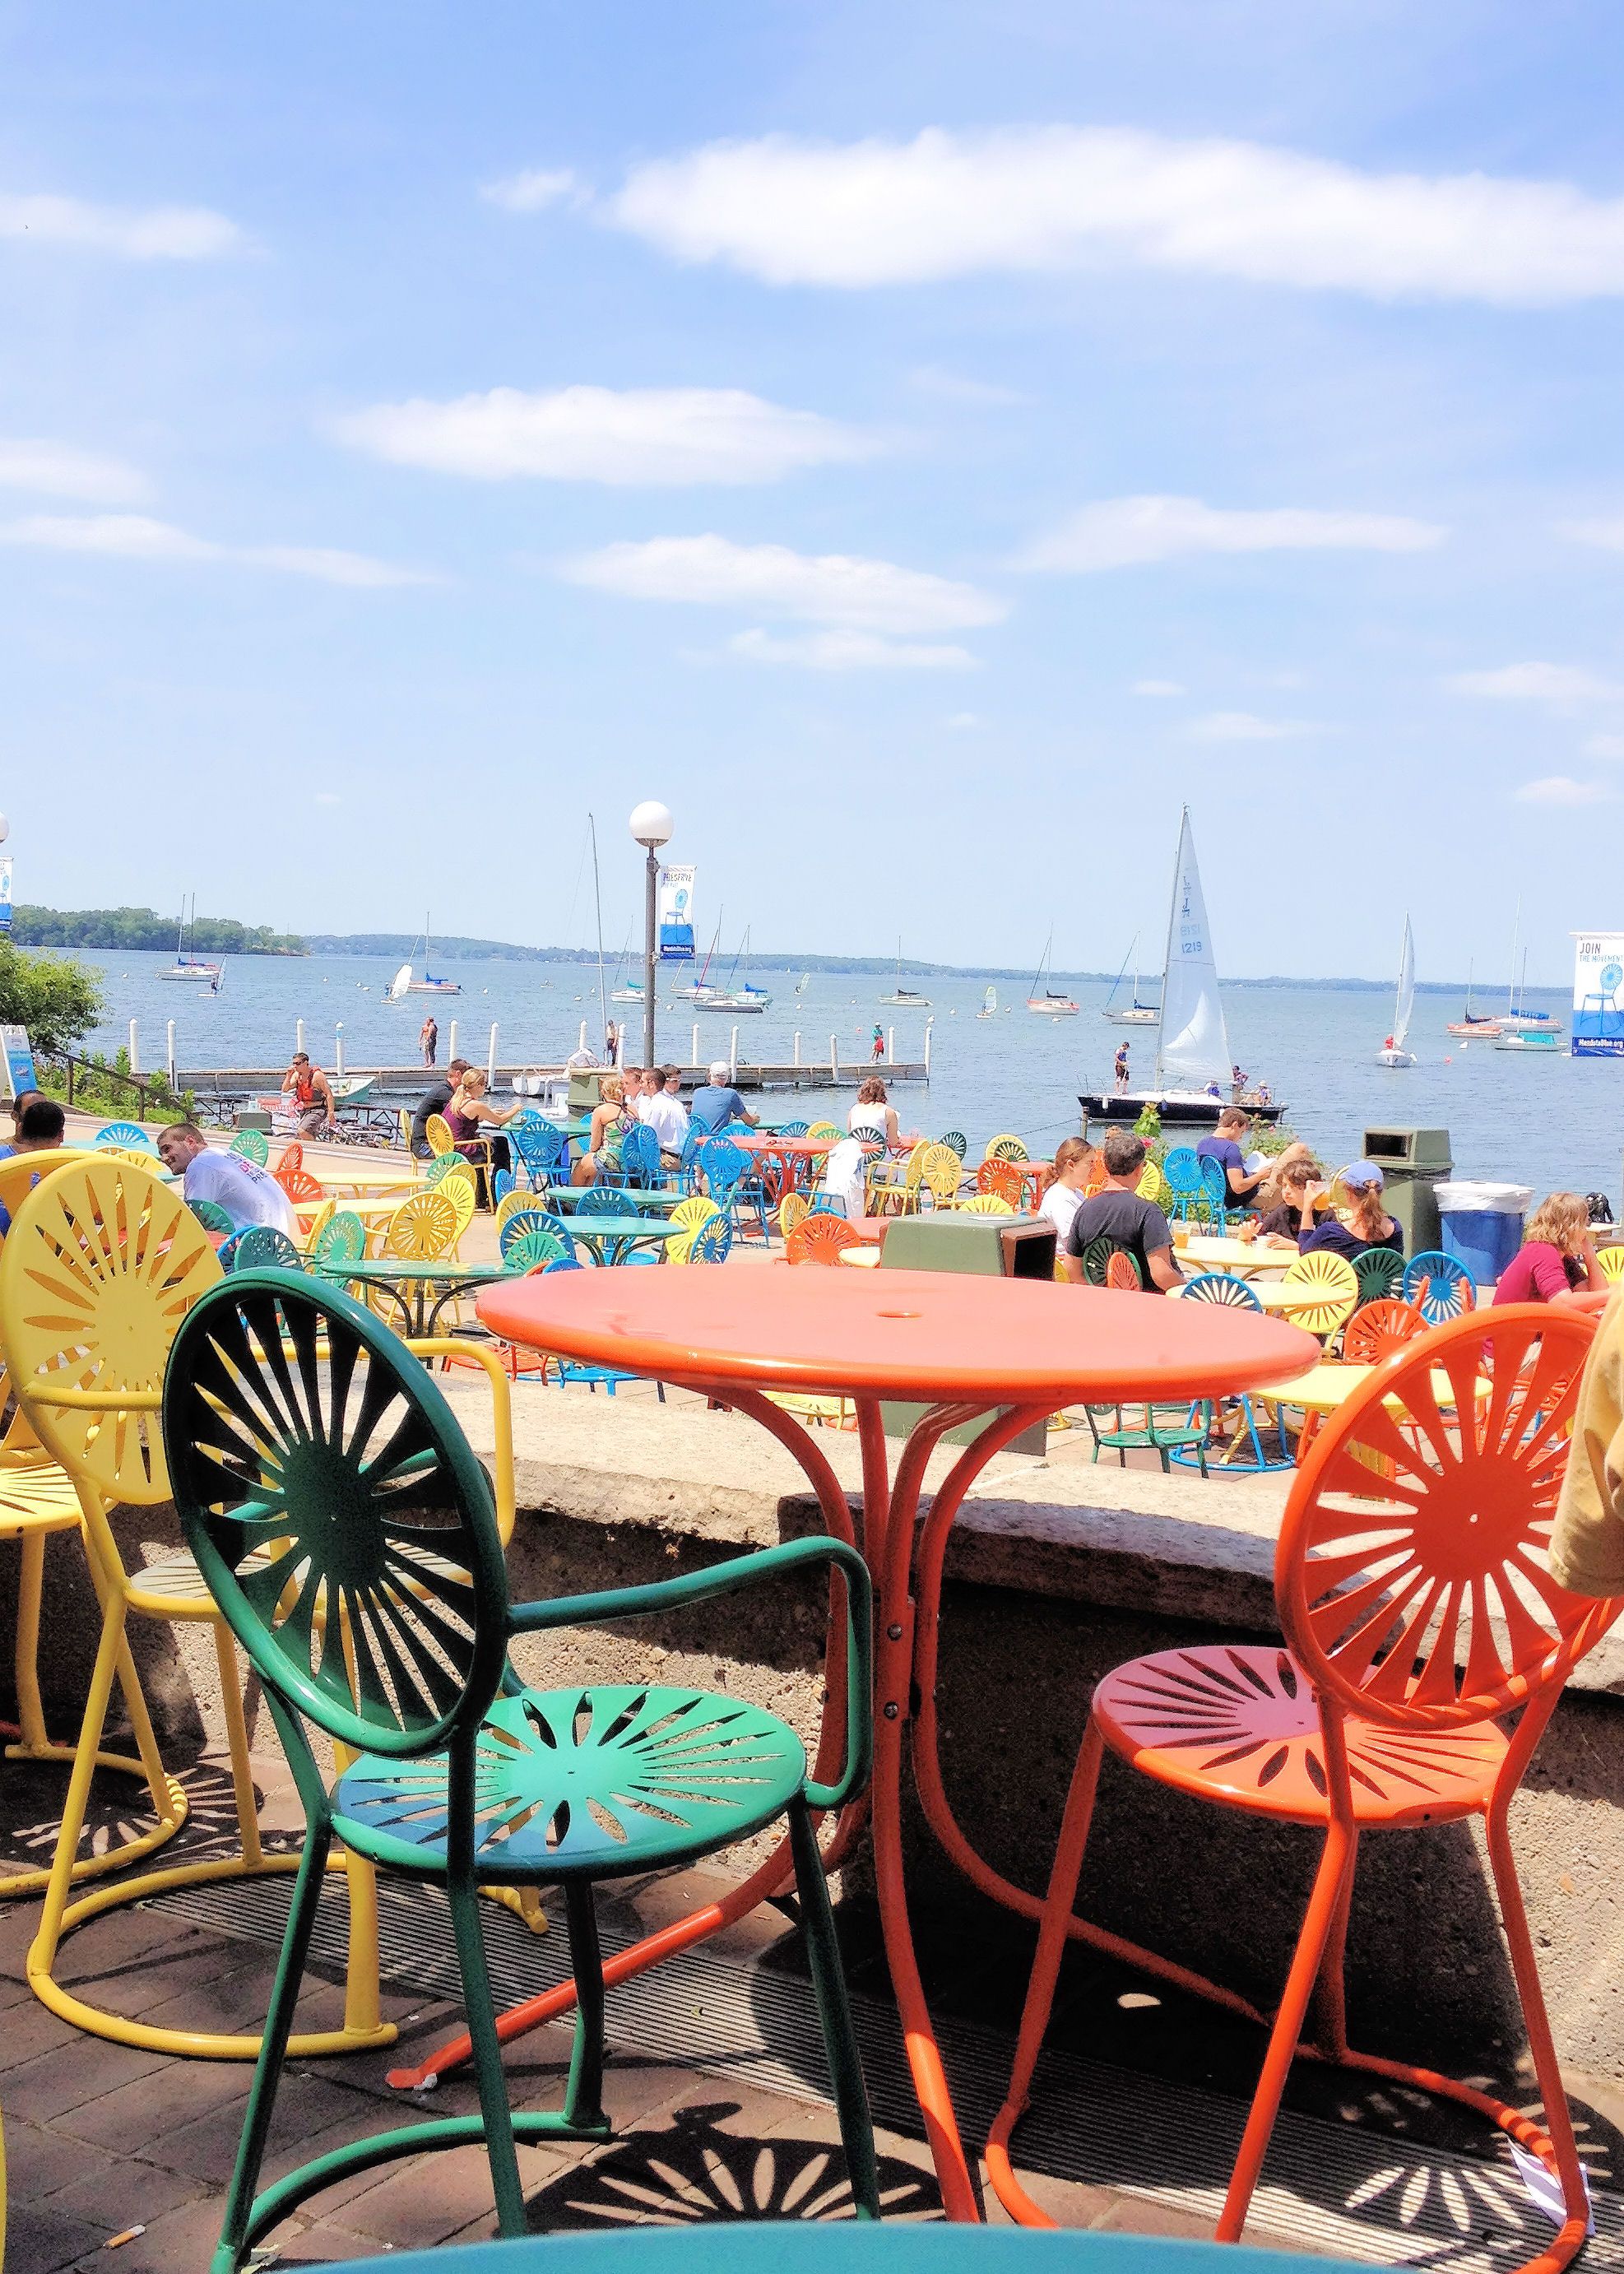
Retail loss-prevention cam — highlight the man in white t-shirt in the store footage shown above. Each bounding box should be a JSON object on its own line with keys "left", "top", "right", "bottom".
{"left": 643, "top": 1065, "right": 689, "bottom": 1163}
{"left": 156, "top": 1123, "right": 300, "bottom": 1237}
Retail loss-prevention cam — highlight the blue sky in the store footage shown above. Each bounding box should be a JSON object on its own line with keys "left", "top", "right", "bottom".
{"left": 5, "top": 1, "right": 1624, "bottom": 983}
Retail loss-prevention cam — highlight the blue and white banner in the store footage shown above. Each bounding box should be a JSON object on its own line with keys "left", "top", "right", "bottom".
{"left": 1572, "top": 930, "right": 1624, "bottom": 1056}
{"left": 0, "top": 858, "right": 14, "bottom": 936}
{"left": 658, "top": 864, "right": 695, "bottom": 960}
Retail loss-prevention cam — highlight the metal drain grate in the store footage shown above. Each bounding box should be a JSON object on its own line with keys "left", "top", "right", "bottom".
{"left": 155, "top": 1874, "right": 1624, "bottom": 2269}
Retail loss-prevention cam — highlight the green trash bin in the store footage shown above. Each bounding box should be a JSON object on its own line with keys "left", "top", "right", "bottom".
{"left": 878, "top": 1214, "right": 1056, "bottom": 1453}
{"left": 1362, "top": 1126, "right": 1453, "bottom": 1260}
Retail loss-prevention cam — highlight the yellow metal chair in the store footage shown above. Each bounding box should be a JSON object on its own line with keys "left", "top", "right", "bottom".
{"left": 958, "top": 1193, "right": 1015, "bottom": 1216}
{"left": 1278, "top": 1249, "right": 1360, "bottom": 1340}
{"left": 382, "top": 1187, "right": 461, "bottom": 1262}
{"left": 667, "top": 1194, "right": 721, "bottom": 1264}
{"left": 805, "top": 1121, "right": 841, "bottom": 1144}
{"left": 870, "top": 1139, "right": 926, "bottom": 1217}
{"left": 983, "top": 1134, "right": 1028, "bottom": 1163}
{"left": 1597, "top": 1245, "right": 1624, "bottom": 1284}
{"left": 777, "top": 1191, "right": 812, "bottom": 1242}
{"left": 1136, "top": 1162, "right": 1167, "bottom": 1209}
{"left": 494, "top": 1188, "right": 536, "bottom": 1240}
{"left": 917, "top": 1143, "right": 966, "bottom": 1210}
{"left": 299, "top": 1196, "right": 336, "bottom": 1255}
{"left": 424, "top": 1111, "right": 455, "bottom": 1159}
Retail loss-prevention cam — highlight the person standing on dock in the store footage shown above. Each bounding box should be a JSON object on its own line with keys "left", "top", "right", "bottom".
{"left": 870, "top": 1023, "right": 885, "bottom": 1063}
{"left": 420, "top": 1014, "right": 438, "bottom": 1067}
{"left": 1113, "top": 1042, "right": 1130, "bottom": 1093}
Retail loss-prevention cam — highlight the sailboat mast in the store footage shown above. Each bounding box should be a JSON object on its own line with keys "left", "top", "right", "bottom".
{"left": 1153, "top": 814, "right": 1187, "bottom": 1090}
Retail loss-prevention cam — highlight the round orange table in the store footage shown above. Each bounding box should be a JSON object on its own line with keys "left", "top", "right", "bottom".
{"left": 733, "top": 1134, "right": 833, "bottom": 1202}
{"left": 401, "top": 1269, "right": 1319, "bottom": 2218}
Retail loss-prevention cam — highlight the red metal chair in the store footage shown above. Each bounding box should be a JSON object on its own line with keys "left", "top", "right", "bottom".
{"left": 1341, "top": 1295, "right": 1429, "bottom": 1362}
{"left": 786, "top": 1214, "right": 860, "bottom": 1266}
{"left": 986, "top": 1303, "right": 1617, "bottom": 2271}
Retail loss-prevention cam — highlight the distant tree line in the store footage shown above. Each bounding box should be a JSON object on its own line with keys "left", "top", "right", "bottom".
{"left": 12, "top": 905, "right": 307, "bottom": 956}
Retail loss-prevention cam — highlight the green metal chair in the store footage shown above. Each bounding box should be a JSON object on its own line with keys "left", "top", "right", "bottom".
{"left": 189, "top": 1198, "right": 235, "bottom": 1234}
{"left": 228, "top": 1130, "right": 271, "bottom": 1166}
{"left": 1351, "top": 1246, "right": 1404, "bottom": 1308}
{"left": 229, "top": 1225, "right": 304, "bottom": 1272}
{"left": 309, "top": 1209, "right": 367, "bottom": 1267}
{"left": 164, "top": 1270, "right": 879, "bottom": 2272}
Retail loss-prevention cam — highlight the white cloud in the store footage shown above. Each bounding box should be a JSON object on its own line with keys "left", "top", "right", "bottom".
{"left": 333, "top": 384, "right": 875, "bottom": 487}
{"left": 1562, "top": 516, "right": 1624, "bottom": 552}
{"left": 1132, "top": 678, "right": 1185, "bottom": 697}
{"left": 1017, "top": 494, "right": 1443, "bottom": 573}
{"left": 1515, "top": 776, "right": 1617, "bottom": 805}
{"left": 480, "top": 167, "right": 582, "bottom": 213}
{"left": 1585, "top": 734, "right": 1624, "bottom": 759}
{"left": 1447, "top": 661, "right": 1623, "bottom": 703}
{"left": 0, "top": 190, "right": 239, "bottom": 259}
{"left": 606, "top": 125, "right": 1624, "bottom": 305}
{"left": 562, "top": 534, "right": 1006, "bottom": 634}
{"left": 0, "top": 439, "right": 150, "bottom": 504}
{"left": 1186, "top": 711, "right": 1320, "bottom": 742}
{"left": 728, "top": 628, "right": 976, "bottom": 671}
{"left": 0, "top": 513, "right": 433, "bottom": 585}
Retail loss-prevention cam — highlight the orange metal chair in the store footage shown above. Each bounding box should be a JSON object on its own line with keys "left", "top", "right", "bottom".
{"left": 786, "top": 1215, "right": 861, "bottom": 1266}
{"left": 986, "top": 1303, "right": 1616, "bottom": 2270}
{"left": 1342, "top": 1296, "right": 1429, "bottom": 1362}
{"left": 976, "top": 1158, "right": 1028, "bottom": 1211}
{"left": 274, "top": 1142, "right": 304, "bottom": 1176}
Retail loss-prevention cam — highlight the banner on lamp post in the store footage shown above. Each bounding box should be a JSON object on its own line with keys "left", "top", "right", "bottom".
{"left": 0, "top": 858, "right": 14, "bottom": 936}
{"left": 1572, "top": 931, "right": 1624, "bottom": 1056}
{"left": 657, "top": 864, "right": 695, "bottom": 960}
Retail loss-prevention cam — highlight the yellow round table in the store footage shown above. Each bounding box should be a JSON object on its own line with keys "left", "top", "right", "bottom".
{"left": 1175, "top": 1237, "right": 1297, "bottom": 1277}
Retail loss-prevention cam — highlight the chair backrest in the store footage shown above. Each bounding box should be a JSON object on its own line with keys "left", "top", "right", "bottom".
{"left": 618, "top": 1125, "right": 662, "bottom": 1188}
{"left": 698, "top": 1137, "right": 749, "bottom": 1197}
{"left": 1403, "top": 1250, "right": 1476, "bottom": 1323}
{"left": 276, "top": 1164, "right": 326, "bottom": 1207}
{"left": 190, "top": 1199, "right": 235, "bottom": 1234}
{"left": 491, "top": 1168, "right": 515, "bottom": 1210}
{"left": 670, "top": 1195, "right": 721, "bottom": 1235}
{"left": 1342, "top": 1297, "right": 1428, "bottom": 1362}
{"left": 786, "top": 1216, "right": 860, "bottom": 1265}
{"left": 498, "top": 1206, "right": 550, "bottom": 1259}
{"left": 508, "top": 1118, "right": 564, "bottom": 1177}
{"left": 1134, "top": 1163, "right": 1167, "bottom": 1208}
{"left": 983, "top": 1135, "right": 1028, "bottom": 1163}
{"left": 1161, "top": 1147, "right": 1202, "bottom": 1195}
{"left": 1353, "top": 1246, "right": 1405, "bottom": 1306}
{"left": 1199, "top": 1157, "right": 1229, "bottom": 1215}
{"left": 777, "top": 1193, "right": 811, "bottom": 1241}
{"left": 573, "top": 1186, "right": 625, "bottom": 1218}
{"left": 301, "top": 1197, "right": 336, "bottom": 1253}
{"left": 1181, "top": 1271, "right": 1261, "bottom": 1311}
{"left": 425, "top": 1152, "right": 473, "bottom": 1190}
{"left": 165, "top": 1271, "right": 508, "bottom": 1757}
{"left": 805, "top": 1122, "right": 841, "bottom": 1145}
{"left": 311, "top": 1209, "right": 367, "bottom": 1266}
{"left": 424, "top": 1111, "right": 454, "bottom": 1158}
{"left": 229, "top": 1130, "right": 270, "bottom": 1165}
{"left": 919, "top": 1144, "right": 965, "bottom": 1205}
{"left": 938, "top": 1130, "right": 967, "bottom": 1160}
{"left": 439, "top": 1172, "right": 477, "bottom": 1244}
{"left": 778, "top": 1121, "right": 810, "bottom": 1139}
{"left": 1105, "top": 1250, "right": 1143, "bottom": 1291}
{"left": 494, "top": 1188, "right": 536, "bottom": 1237}
{"left": 0, "top": 1158, "right": 222, "bottom": 1506}
{"left": 1077, "top": 1236, "right": 1140, "bottom": 1288}
{"left": 1278, "top": 1305, "right": 1619, "bottom": 1730}
{"left": 1596, "top": 1244, "right": 1624, "bottom": 1285}
{"left": 90, "top": 1121, "right": 157, "bottom": 1154}
{"left": 382, "top": 1188, "right": 461, "bottom": 1261}
{"left": 1280, "top": 1250, "right": 1360, "bottom": 1337}
{"left": 276, "top": 1142, "right": 304, "bottom": 1176}
{"left": 503, "top": 1226, "right": 573, "bottom": 1274}
{"left": 232, "top": 1225, "right": 304, "bottom": 1272}
{"left": 958, "top": 1193, "right": 1014, "bottom": 1216}
{"left": 689, "top": 1214, "right": 734, "bottom": 1264}
{"left": 975, "top": 1156, "right": 1024, "bottom": 1209}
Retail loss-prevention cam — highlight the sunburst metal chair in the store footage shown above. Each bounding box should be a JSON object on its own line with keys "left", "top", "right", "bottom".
{"left": 167, "top": 1269, "right": 879, "bottom": 2271}
{"left": 987, "top": 1305, "right": 1614, "bottom": 2272}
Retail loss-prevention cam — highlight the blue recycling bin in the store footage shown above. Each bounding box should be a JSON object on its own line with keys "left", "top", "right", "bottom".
{"left": 1436, "top": 1181, "right": 1532, "bottom": 1288}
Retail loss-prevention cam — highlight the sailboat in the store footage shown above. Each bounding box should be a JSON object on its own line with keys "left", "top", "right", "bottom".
{"left": 389, "top": 913, "right": 461, "bottom": 998}
{"left": 1445, "top": 960, "right": 1500, "bottom": 1038}
{"left": 1101, "top": 935, "right": 1159, "bottom": 1026}
{"left": 1079, "top": 808, "right": 1282, "bottom": 1126}
{"left": 1376, "top": 917, "right": 1418, "bottom": 1065}
{"left": 879, "top": 939, "right": 930, "bottom": 1008}
{"left": 158, "top": 895, "right": 222, "bottom": 985}
{"left": 1496, "top": 949, "right": 1562, "bottom": 1050}
{"left": 697, "top": 927, "right": 772, "bottom": 1013}
{"left": 977, "top": 985, "right": 997, "bottom": 1019}
{"left": 795, "top": 972, "right": 810, "bottom": 995}
{"left": 1496, "top": 902, "right": 1560, "bottom": 1035}
{"left": 673, "top": 914, "right": 723, "bottom": 1003}
{"left": 1025, "top": 930, "right": 1079, "bottom": 1016}
{"left": 609, "top": 930, "right": 645, "bottom": 1005}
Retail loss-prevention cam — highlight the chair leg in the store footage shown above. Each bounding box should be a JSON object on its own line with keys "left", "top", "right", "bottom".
{"left": 561, "top": 1881, "right": 607, "bottom": 2130}
{"left": 445, "top": 1869, "right": 527, "bottom": 2238}
{"left": 787, "top": 1796, "right": 880, "bottom": 2219}
{"left": 210, "top": 1818, "right": 333, "bottom": 2274}
{"left": 1216, "top": 1814, "right": 1356, "bottom": 2243}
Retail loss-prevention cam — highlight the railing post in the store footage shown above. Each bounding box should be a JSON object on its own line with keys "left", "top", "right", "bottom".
{"left": 296, "top": 1019, "right": 305, "bottom": 1057}
{"left": 335, "top": 1024, "right": 346, "bottom": 1078}
{"left": 166, "top": 1019, "right": 177, "bottom": 1091}
{"left": 691, "top": 1023, "right": 699, "bottom": 1067}
{"left": 793, "top": 1031, "right": 800, "bottom": 1066}
{"left": 887, "top": 1025, "right": 894, "bottom": 1065}
{"left": 730, "top": 1026, "right": 739, "bottom": 1081}
{"left": 448, "top": 1019, "right": 460, "bottom": 1065}
{"left": 128, "top": 1019, "right": 141, "bottom": 1077}
{"left": 924, "top": 1016, "right": 933, "bottom": 1077}
{"left": 830, "top": 1033, "right": 838, "bottom": 1081}
{"left": 65, "top": 1057, "right": 74, "bottom": 1107}
{"left": 486, "top": 1023, "right": 499, "bottom": 1084}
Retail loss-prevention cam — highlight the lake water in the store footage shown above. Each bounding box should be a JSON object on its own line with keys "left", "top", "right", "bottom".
{"left": 77, "top": 950, "right": 1617, "bottom": 1206}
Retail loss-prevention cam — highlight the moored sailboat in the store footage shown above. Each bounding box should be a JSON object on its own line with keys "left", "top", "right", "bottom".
{"left": 1100, "top": 935, "right": 1158, "bottom": 1026}
{"left": 1079, "top": 808, "right": 1282, "bottom": 1125}
{"left": 697, "top": 926, "right": 772, "bottom": 1012}
{"left": 158, "top": 895, "right": 222, "bottom": 986}
{"left": 1025, "top": 930, "right": 1079, "bottom": 1016}
{"left": 879, "top": 938, "right": 930, "bottom": 1008}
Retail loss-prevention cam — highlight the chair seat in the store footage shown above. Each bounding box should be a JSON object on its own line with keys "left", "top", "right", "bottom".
{"left": 1093, "top": 1645, "right": 1506, "bottom": 1826}
{"left": 0, "top": 1459, "right": 83, "bottom": 1537}
{"left": 333, "top": 1682, "right": 809, "bottom": 1882}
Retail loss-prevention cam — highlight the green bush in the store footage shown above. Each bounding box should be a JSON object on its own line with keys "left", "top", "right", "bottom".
{"left": 0, "top": 941, "right": 105, "bottom": 1055}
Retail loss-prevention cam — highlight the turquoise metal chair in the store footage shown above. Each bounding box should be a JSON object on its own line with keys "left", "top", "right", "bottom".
{"left": 190, "top": 1198, "right": 234, "bottom": 1234}
{"left": 309, "top": 1209, "right": 366, "bottom": 1268}
{"left": 229, "top": 1225, "right": 304, "bottom": 1271}
{"left": 165, "top": 1270, "right": 879, "bottom": 2272}
{"left": 508, "top": 1116, "right": 566, "bottom": 1193}
{"left": 937, "top": 1130, "right": 968, "bottom": 1160}
{"left": 229, "top": 1130, "right": 271, "bottom": 1166}
{"left": 1169, "top": 1274, "right": 1289, "bottom": 1473}
{"left": 1159, "top": 1147, "right": 1205, "bottom": 1223}
{"left": 1403, "top": 1249, "right": 1473, "bottom": 1323}
{"left": 91, "top": 1121, "right": 157, "bottom": 1154}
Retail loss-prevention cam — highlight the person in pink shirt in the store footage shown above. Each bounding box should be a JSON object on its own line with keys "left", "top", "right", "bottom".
{"left": 1493, "top": 1191, "right": 1608, "bottom": 1308}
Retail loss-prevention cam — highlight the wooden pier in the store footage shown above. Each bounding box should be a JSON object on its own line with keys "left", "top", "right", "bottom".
{"left": 173, "top": 1059, "right": 929, "bottom": 1107}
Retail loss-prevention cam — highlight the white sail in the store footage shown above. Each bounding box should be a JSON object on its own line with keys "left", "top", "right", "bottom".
{"left": 387, "top": 962, "right": 412, "bottom": 1002}
{"left": 1393, "top": 917, "right": 1416, "bottom": 1051}
{"left": 1153, "top": 808, "right": 1232, "bottom": 1092}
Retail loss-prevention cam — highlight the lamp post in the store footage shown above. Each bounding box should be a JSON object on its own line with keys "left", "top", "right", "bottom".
{"left": 629, "top": 801, "right": 672, "bottom": 1070}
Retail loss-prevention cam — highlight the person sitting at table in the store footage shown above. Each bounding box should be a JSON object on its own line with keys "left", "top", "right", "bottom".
{"left": 643, "top": 1065, "right": 689, "bottom": 1167}
{"left": 1297, "top": 1162, "right": 1404, "bottom": 1265}
{"left": 410, "top": 1057, "right": 471, "bottom": 1159}
{"left": 1060, "top": 1130, "right": 1183, "bottom": 1293}
{"left": 157, "top": 1121, "right": 300, "bottom": 1237}
{"left": 690, "top": 1060, "right": 759, "bottom": 1136}
{"left": 572, "top": 1072, "right": 638, "bottom": 1187}
{"left": 1037, "top": 1136, "right": 1093, "bottom": 1241}
{"left": 0, "top": 1096, "right": 67, "bottom": 1233}
{"left": 1248, "top": 1156, "right": 1325, "bottom": 1248}
{"left": 1196, "top": 1107, "right": 1266, "bottom": 1208}
{"left": 444, "top": 1068, "right": 522, "bottom": 1207}
{"left": 1494, "top": 1192, "right": 1608, "bottom": 1309}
